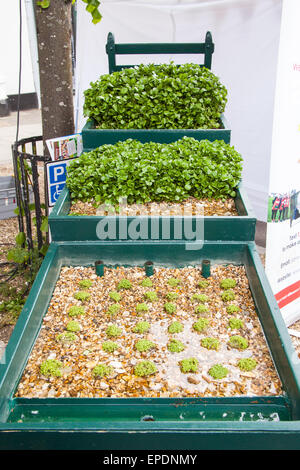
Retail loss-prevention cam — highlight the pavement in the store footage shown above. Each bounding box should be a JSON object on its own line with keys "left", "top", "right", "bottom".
{"left": 0, "top": 108, "right": 42, "bottom": 174}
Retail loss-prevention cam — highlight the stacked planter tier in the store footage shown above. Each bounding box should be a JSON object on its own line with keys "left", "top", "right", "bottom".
{"left": 49, "top": 181, "right": 256, "bottom": 242}
{"left": 81, "top": 114, "right": 231, "bottom": 152}
{"left": 1, "top": 241, "right": 300, "bottom": 449}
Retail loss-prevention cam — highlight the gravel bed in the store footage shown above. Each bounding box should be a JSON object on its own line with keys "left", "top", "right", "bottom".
{"left": 15, "top": 264, "right": 282, "bottom": 399}
{"left": 70, "top": 197, "right": 238, "bottom": 216}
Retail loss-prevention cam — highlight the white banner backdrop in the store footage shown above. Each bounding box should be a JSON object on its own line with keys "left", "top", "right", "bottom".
{"left": 74, "top": 0, "right": 283, "bottom": 221}
{"left": 265, "top": 0, "right": 300, "bottom": 327}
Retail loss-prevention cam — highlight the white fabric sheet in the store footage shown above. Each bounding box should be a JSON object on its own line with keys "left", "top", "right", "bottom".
{"left": 74, "top": 0, "right": 283, "bottom": 220}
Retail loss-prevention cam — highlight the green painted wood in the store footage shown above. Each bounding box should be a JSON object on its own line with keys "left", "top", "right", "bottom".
{"left": 1, "top": 241, "right": 300, "bottom": 448}
{"left": 48, "top": 181, "right": 256, "bottom": 242}
{"left": 81, "top": 115, "right": 231, "bottom": 149}
{"left": 106, "top": 31, "right": 214, "bottom": 74}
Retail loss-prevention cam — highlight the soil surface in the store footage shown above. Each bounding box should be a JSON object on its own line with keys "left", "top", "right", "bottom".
{"left": 16, "top": 264, "right": 282, "bottom": 399}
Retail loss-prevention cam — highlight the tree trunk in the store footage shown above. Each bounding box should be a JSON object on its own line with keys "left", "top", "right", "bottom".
{"left": 34, "top": 0, "right": 74, "bottom": 153}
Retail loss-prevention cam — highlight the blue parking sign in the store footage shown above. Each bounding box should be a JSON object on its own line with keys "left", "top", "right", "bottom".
{"left": 46, "top": 159, "right": 77, "bottom": 207}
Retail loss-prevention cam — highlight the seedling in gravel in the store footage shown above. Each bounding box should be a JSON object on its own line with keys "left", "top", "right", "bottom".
{"left": 226, "top": 304, "right": 239, "bottom": 314}
{"left": 56, "top": 332, "right": 77, "bottom": 343}
{"left": 73, "top": 290, "right": 91, "bottom": 302}
{"left": 66, "top": 320, "right": 81, "bottom": 332}
{"left": 192, "top": 293, "right": 209, "bottom": 303}
{"left": 144, "top": 291, "right": 158, "bottom": 302}
{"left": 220, "top": 278, "right": 237, "bottom": 289}
{"left": 136, "top": 302, "right": 149, "bottom": 314}
{"left": 168, "top": 277, "right": 181, "bottom": 287}
{"left": 228, "top": 317, "right": 244, "bottom": 330}
{"left": 78, "top": 279, "right": 93, "bottom": 289}
{"left": 141, "top": 278, "right": 153, "bottom": 288}
{"left": 198, "top": 279, "right": 210, "bottom": 289}
{"left": 168, "top": 321, "right": 183, "bottom": 334}
{"left": 68, "top": 305, "right": 85, "bottom": 317}
{"left": 132, "top": 321, "right": 151, "bottom": 334}
{"left": 40, "top": 359, "right": 62, "bottom": 377}
{"left": 106, "top": 325, "right": 122, "bottom": 338}
{"left": 107, "top": 303, "right": 121, "bottom": 316}
{"left": 134, "top": 360, "right": 157, "bottom": 377}
{"left": 179, "top": 358, "right": 199, "bottom": 374}
{"left": 102, "top": 341, "right": 119, "bottom": 353}
{"left": 167, "top": 339, "right": 185, "bottom": 353}
{"left": 117, "top": 279, "right": 132, "bottom": 290}
{"left": 201, "top": 337, "right": 220, "bottom": 351}
{"left": 92, "top": 363, "right": 114, "bottom": 378}
{"left": 164, "top": 302, "right": 176, "bottom": 314}
{"left": 237, "top": 358, "right": 257, "bottom": 371}
{"left": 228, "top": 335, "right": 248, "bottom": 350}
{"left": 208, "top": 364, "right": 229, "bottom": 379}
{"left": 109, "top": 290, "right": 121, "bottom": 302}
{"left": 135, "top": 339, "right": 156, "bottom": 352}
{"left": 166, "top": 292, "right": 179, "bottom": 301}
{"left": 193, "top": 318, "right": 209, "bottom": 333}
{"left": 221, "top": 289, "right": 236, "bottom": 302}
{"left": 195, "top": 304, "right": 209, "bottom": 316}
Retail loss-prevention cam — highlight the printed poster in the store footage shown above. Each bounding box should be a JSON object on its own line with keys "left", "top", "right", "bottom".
{"left": 265, "top": 0, "right": 300, "bottom": 326}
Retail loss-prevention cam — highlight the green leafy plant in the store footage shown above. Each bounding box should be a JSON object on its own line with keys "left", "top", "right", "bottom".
{"left": 168, "top": 321, "right": 183, "bottom": 334}
{"left": 109, "top": 290, "right": 121, "bottom": 302}
{"left": 136, "top": 303, "right": 149, "bottom": 314}
{"left": 134, "top": 360, "right": 157, "bottom": 377}
{"left": 141, "top": 278, "right": 153, "bottom": 288}
{"left": 195, "top": 304, "right": 209, "bottom": 316}
{"left": 201, "top": 337, "right": 220, "bottom": 351}
{"left": 132, "top": 321, "right": 151, "bottom": 334}
{"left": 40, "top": 359, "right": 62, "bottom": 377}
{"left": 56, "top": 332, "right": 77, "bottom": 343}
{"left": 198, "top": 279, "right": 210, "bottom": 289}
{"left": 220, "top": 278, "right": 237, "bottom": 289}
{"left": 68, "top": 305, "right": 85, "bottom": 317}
{"left": 83, "top": 62, "right": 227, "bottom": 129}
{"left": 144, "top": 291, "right": 158, "bottom": 302}
{"left": 102, "top": 341, "right": 119, "bottom": 353}
{"left": 237, "top": 358, "right": 257, "bottom": 371}
{"left": 228, "top": 317, "right": 244, "bottom": 330}
{"left": 92, "top": 363, "right": 114, "bottom": 378}
{"left": 117, "top": 279, "right": 132, "bottom": 290}
{"left": 67, "top": 138, "right": 242, "bottom": 206}
{"left": 166, "top": 292, "right": 179, "bottom": 301}
{"left": 208, "top": 364, "right": 229, "bottom": 379}
{"left": 226, "top": 304, "right": 239, "bottom": 314}
{"left": 66, "top": 321, "right": 81, "bottom": 332}
{"left": 193, "top": 318, "right": 209, "bottom": 333}
{"left": 78, "top": 279, "right": 93, "bottom": 289}
{"left": 192, "top": 293, "right": 209, "bottom": 303}
{"left": 167, "top": 339, "right": 185, "bottom": 353}
{"left": 228, "top": 335, "right": 248, "bottom": 350}
{"left": 221, "top": 290, "right": 236, "bottom": 302}
{"left": 106, "top": 325, "right": 122, "bottom": 338}
{"left": 37, "top": 0, "right": 102, "bottom": 24}
{"left": 135, "top": 339, "right": 156, "bottom": 352}
{"left": 74, "top": 290, "right": 91, "bottom": 302}
{"left": 164, "top": 302, "right": 176, "bottom": 314}
{"left": 106, "top": 303, "right": 121, "bottom": 316}
{"left": 167, "top": 277, "right": 181, "bottom": 287}
{"left": 179, "top": 358, "right": 199, "bottom": 373}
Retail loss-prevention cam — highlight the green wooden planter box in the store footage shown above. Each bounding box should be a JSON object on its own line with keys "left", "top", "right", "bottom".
{"left": 81, "top": 114, "right": 230, "bottom": 152}
{"left": 1, "top": 240, "right": 300, "bottom": 449}
{"left": 48, "top": 181, "right": 256, "bottom": 242}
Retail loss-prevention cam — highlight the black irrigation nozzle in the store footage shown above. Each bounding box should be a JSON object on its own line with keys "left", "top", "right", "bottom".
{"left": 201, "top": 259, "right": 211, "bottom": 278}
{"left": 144, "top": 261, "right": 154, "bottom": 277}
{"left": 95, "top": 260, "right": 104, "bottom": 277}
